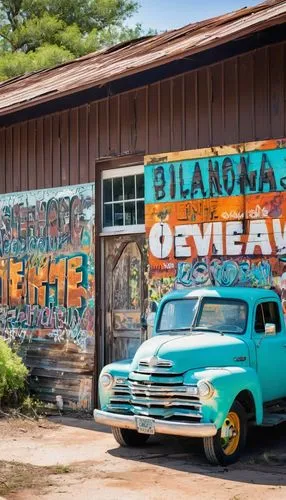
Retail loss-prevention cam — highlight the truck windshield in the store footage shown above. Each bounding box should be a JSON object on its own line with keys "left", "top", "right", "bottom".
{"left": 195, "top": 298, "right": 247, "bottom": 334}
{"left": 158, "top": 299, "right": 198, "bottom": 333}
{"left": 157, "top": 297, "right": 247, "bottom": 334}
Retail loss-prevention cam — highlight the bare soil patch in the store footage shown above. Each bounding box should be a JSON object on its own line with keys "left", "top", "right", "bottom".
{"left": 0, "top": 461, "right": 71, "bottom": 497}
{"left": 0, "top": 416, "right": 58, "bottom": 439}
{"left": 1, "top": 416, "right": 286, "bottom": 499}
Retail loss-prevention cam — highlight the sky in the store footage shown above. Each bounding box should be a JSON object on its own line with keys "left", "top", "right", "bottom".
{"left": 128, "top": 0, "right": 262, "bottom": 32}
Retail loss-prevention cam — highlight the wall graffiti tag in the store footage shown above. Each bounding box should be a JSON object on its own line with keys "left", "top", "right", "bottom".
{"left": 176, "top": 259, "right": 273, "bottom": 288}
{"left": 0, "top": 184, "right": 95, "bottom": 350}
{"left": 144, "top": 140, "right": 286, "bottom": 313}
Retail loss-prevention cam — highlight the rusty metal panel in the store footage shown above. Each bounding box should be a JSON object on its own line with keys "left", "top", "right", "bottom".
{"left": 98, "top": 100, "right": 109, "bottom": 158}
{"left": 43, "top": 116, "right": 53, "bottom": 188}
{"left": 120, "top": 92, "right": 133, "bottom": 154}
{"left": 0, "top": 183, "right": 96, "bottom": 409}
{"left": 185, "top": 71, "right": 198, "bottom": 150}
{"left": 88, "top": 102, "right": 98, "bottom": 178}
{"left": 238, "top": 53, "right": 255, "bottom": 142}
{"left": 148, "top": 83, "right": 159, "bottom": 154}
{"left": 254, "top": 47, "right": 270, "bottom": 140}
{"left": 171, "top": 76, "right": 184, "bottom": 152}
{"left": 60, "top": 111, "right": 70, "bottom": 186}
{"left": 0, "top": 1, "right": 285, "bottom": 116}
{"left": 52, "top": 114, "right": 61, "bottom": 187}
{"left": 27, "top": 121, "right": 36, "bottom": 191}
{"left": 159, "top": 80, "right": 171, "bottom": 153}
{"left": 12, "top": 125, "right": 21, "bottom": 192}
{"left": 69, "top": 109, "right": 79, "bottom": 185}
{"left": 134, "top": 88, "right": 147, "bottom": 153}
{"left": 210, "top": 64, "right": 224, "bottom": 147}
{"left": 109, "top": 96, "right": 119, "bottom": 156}
{"left": 0, "top": 42, "right": 286, "bottom": 189}
{"left": 79, "top": 106, "right": 89, "bottom": 184}
{"left": 36, "top": 118, "right": 44, "bottom": 188}
{"left": 269, "top": 43, "right": 285, "bottom": 138}
{"left": 198, "top": 68, "right": 211, "bottom": 148}
{"left": 5, "top": 127, "right": 13, "bottom": 194}
{"left": 20, "top": 123, "right": 28, "bottom": 191}
{"left": 223, "top": 58, "right": 239, "bottom": 145}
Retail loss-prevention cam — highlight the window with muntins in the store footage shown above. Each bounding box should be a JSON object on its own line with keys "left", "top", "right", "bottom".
{"left": 102, "top": 167, "right": 144, "bottom": 231}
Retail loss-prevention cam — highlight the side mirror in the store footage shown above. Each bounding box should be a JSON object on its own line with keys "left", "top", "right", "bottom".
{"left": 265, "top": 323, "right": 276, "bottom": 335}
{"left": 150, "top": 300, "right": 158, "bottom": 313}
{"left": 140, "top": 314, "right": 147, "bottom": 331}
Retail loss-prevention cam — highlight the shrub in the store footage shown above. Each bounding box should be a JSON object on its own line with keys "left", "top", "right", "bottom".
{"left": 0, "top": 338, "right": 28, "bottom": 405}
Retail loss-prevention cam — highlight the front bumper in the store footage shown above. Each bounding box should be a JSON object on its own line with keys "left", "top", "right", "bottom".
{"left": 94, "top": 409, "right": 217, "bottom": 438}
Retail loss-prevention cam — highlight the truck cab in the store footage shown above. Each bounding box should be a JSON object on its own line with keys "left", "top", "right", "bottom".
{"left": 94, "top": 286, "right": 286, "bottom": 465}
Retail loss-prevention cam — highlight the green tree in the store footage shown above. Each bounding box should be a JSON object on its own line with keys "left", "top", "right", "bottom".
{"left": 0, "top": 0, "right": 152, "bottom": 81}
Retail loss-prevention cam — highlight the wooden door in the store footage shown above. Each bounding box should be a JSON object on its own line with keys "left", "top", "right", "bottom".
{"left": 104, "top": 234, "right": 146, "bottom": 363}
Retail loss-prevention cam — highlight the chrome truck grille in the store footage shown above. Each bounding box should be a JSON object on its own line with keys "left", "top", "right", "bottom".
{"left": 108, "top": 378, "right": 202, "bottom": 421}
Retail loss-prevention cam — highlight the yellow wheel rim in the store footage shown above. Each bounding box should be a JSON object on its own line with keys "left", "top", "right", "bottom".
{"left": 220, "top": 412, "right": 240, "bottom": 456}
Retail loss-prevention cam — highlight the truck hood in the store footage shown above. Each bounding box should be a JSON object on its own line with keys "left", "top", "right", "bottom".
{"left": 131, "top": 332, "right": 249, "bottom": 374}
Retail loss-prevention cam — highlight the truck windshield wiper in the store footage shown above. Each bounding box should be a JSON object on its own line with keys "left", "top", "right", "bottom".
{"left": 158, "top": 327, "right": 191, "bottom": 334}
{"left": 191, "top": 326, "right": 224, "bottom": 335}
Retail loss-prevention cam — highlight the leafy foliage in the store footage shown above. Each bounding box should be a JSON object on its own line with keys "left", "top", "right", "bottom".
{"left": 0, "top": 338, "right": 28, "bottom": 403}
{"left": 0, "top": 0, "right": 154, "bottom": 80}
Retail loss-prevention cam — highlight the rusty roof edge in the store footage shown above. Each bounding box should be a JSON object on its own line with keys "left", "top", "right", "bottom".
{"left": 0, "top": 0, "right": 285, "bottom": 117}
{"left": 0, "top": 0, "right": 275, "bottom": 91}
{"left": 0, "top": 22, "right": 284, "bottom": 120}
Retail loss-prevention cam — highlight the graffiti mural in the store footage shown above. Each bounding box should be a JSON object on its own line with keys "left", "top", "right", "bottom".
{"left": 144, "top": 139, "right": 286, "bottom": 313}
{"left": 0, "top": 184, "right": 95, "bottom": 350}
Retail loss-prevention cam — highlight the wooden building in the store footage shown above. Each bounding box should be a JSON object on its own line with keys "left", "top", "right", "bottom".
{"left": 0, "top": 0, "right": 285, "bottom": 408}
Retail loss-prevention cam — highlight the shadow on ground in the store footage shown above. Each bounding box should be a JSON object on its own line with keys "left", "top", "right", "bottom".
{"left": 106, "top": 422, "right": 286, "bottom": 487}
{"left": 50, "top": 415, "right": 111, "bottom": 434}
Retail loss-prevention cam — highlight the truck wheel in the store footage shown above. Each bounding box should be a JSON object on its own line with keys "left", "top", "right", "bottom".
{"left": 203, "top": 401, "right": 247, "bottom": 465}
{"left": 112, "top": 427, "right": 150, "bottom": 447}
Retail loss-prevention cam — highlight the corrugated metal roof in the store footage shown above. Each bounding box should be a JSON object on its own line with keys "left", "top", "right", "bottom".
{"left": 0, "top": 0, "right": 285, "bottom": 116}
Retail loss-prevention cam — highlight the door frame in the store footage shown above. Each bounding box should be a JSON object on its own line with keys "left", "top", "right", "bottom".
{"left": 101, "top": 232, "right": 146, "bottom": 366}
{"left": 95, "top": 154, "right": 145, "bottom": 374}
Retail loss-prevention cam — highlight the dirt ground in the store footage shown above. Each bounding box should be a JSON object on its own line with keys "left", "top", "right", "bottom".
{"left": 1, "top": 416, "right": 286, "bottom": 500}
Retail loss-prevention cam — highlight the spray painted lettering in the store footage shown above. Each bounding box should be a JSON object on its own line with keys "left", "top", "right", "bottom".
{"left": 176, "top": 259, "right": 273, "bottom": 288}
{"left": 0, "top": 184, "right": 95, "bottom": 350}
{"left": 145, "top": 148, "right": 286, "bottom": 204}
{"left": 144, "top": 140, "right": 286, "bottom": 312}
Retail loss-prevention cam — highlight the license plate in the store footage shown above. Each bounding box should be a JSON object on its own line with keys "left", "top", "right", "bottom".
{"left": 135, "top": 416, "right": 155, "bottom": 435}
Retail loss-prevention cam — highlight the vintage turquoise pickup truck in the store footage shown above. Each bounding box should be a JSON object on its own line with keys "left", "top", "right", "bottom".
{"left": 94, "top": 287, "right": 286, "bottom": 465}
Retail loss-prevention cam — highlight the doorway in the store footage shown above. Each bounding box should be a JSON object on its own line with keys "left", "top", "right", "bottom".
{"left": 103, "top": 233, "right": 146, "bottom": 364}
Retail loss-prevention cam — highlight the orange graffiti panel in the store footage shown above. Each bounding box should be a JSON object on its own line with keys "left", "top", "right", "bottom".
{"left": 9, "top": 259, "right": 24, "bottom": 306}
{"left": 49, "top": 259, "right": 66, "bottom": 306}
{"left": 28, "top": 260, "right": 49, "bottom": 306}
{"left": 145, "top": 192, "right": 286, "bottom": 278}
{"left": 0, "top": 259, "right": 8, "bottom": 305}
{"left": 67, "top": 256, "right": 87, "bottom": 308}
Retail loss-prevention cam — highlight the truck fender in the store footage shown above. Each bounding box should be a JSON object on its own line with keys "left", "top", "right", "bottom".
{"left": 189, "top": 366, "right": 263, "bottom": 429}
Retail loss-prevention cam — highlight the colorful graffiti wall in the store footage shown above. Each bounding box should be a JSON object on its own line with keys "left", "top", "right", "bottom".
{"left": 0, "top": 183, "right": 95, "bottom": 408}
{"left": 144, "top": 139, "right": 286, "bottom": 312}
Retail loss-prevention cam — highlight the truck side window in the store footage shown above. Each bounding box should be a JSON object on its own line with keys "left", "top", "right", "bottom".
{"left": 255, "top": 302, "right": 281, "bottom": 334}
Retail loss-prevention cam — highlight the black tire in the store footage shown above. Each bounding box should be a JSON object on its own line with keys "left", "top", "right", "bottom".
{"left": 203, "top": 400, "right": 247, "bottom": 465}
{"left": 112, "top": 427, "right": 150, "bottom": 447}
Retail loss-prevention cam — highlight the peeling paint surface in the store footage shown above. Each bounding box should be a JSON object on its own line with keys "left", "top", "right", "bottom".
{"left": 145, "top": 139, "right": 286, "bottom": 313}
{"left": 0, "top": 183, "right": 95, "bottom": 408}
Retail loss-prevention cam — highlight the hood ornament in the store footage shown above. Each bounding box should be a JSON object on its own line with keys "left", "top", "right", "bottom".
{"left": 139, "top": 356, "right": 174, "bottom": 369}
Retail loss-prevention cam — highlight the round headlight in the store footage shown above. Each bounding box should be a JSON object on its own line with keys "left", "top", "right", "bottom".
{"left": 100, "top": 373, "right": 114, "bottom": 388}
{"left": 198, "top": 380, "right": 214, "bottom": 399}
